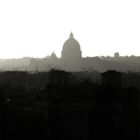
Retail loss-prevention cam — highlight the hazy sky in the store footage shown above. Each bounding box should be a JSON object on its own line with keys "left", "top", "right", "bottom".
{"left": 0, "top": 0, "right": 140, "bottom": 58}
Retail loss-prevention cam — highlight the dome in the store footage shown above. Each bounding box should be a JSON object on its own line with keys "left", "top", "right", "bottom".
{"left": 61, "top": 33, "right": 82, "bottom": 61}
{"left": 50, "top": 52, "right": 57, "bottom": 59}
{"left": 63, "top": 33, "right": 81, "bottom": 50}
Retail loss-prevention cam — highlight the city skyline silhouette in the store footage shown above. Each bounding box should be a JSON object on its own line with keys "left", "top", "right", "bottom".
{"left": 0, "top": 32, "right": 139, "bottom": 72}
{"left": 1, "top": 1, "right": 140, "bottom": 139}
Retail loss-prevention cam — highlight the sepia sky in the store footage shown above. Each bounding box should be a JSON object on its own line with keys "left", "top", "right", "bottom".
{"left": 0, "top": 0, "right": 140, "bottom": 58}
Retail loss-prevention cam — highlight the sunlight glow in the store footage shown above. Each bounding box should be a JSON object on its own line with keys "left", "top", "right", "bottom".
{"left": 0, "top": 0, "right": 140, "bottom": 58}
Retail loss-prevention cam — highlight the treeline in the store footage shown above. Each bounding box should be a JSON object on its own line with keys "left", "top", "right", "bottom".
{"left": 0, "top": 69, "right": 140, "bottom": 139}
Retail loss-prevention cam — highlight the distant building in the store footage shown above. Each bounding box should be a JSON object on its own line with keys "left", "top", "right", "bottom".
{"left": 30, "top": 32, "right": 84, "bottom": 71}
{"left": 29, "top": 33, "right": 140, "bottom": 72}
{"left": 61, "top": 32, "right": 83, "bottom": 71}
{"left": 29, "top": 33, "right": 114, "bottom": 72}
{"left": 61, "top": 33, "right": 82, "bottom": 61}
{"left": 50, "top": 52, "right": 57, "bottom": 61}
{"left": 114, "top": 52, "right": 120, "bottom": 58}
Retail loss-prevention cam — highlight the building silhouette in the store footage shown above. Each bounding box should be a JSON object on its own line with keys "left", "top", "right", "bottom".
{"left": 29, "top": 33, "right": 140, "bottom": 72}
{"left": 30, "top": 32, "right": 103, "bottom": 71}
{"left": 61, "top": 32, "right": 83, "bottom": 71}
{"left": 61, "top": 32, "right": 82, "bottom": 61}
{"left": 30, "top": 32, "right": 83, "bottom": 71}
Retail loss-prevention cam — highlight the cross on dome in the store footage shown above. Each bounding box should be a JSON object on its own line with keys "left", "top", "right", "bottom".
{"left": 70, "top": 32, "right": 74, "bottom": 39}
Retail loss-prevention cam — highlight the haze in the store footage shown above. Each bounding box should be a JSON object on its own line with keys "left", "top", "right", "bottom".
{"left": 0, "top": 0, "right": 140, "bottom": 58}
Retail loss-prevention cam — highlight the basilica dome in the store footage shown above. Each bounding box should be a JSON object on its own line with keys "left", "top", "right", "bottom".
{"left": 61, "top": 33, "right": 82, "bottom": 61}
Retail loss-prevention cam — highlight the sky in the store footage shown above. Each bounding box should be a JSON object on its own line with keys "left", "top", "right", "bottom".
{"left": 0, "top": 0, "right": 140, "bottom": 59}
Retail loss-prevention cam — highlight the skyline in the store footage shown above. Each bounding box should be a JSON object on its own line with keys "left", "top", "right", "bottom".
{"left": 0, "top": 0, "right": 140, "bottom": 59}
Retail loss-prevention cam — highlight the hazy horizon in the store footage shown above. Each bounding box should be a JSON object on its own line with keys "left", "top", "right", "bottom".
{"left": 0, "top": 0, "right": 140, "bottom": 59}
{"left": 0, "top": 52, "right": 140, "bottom": 60}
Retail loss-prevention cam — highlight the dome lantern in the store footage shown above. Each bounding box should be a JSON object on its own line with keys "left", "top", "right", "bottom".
{"left": 70, "top": 32, "right": 74, "bottom": 39}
